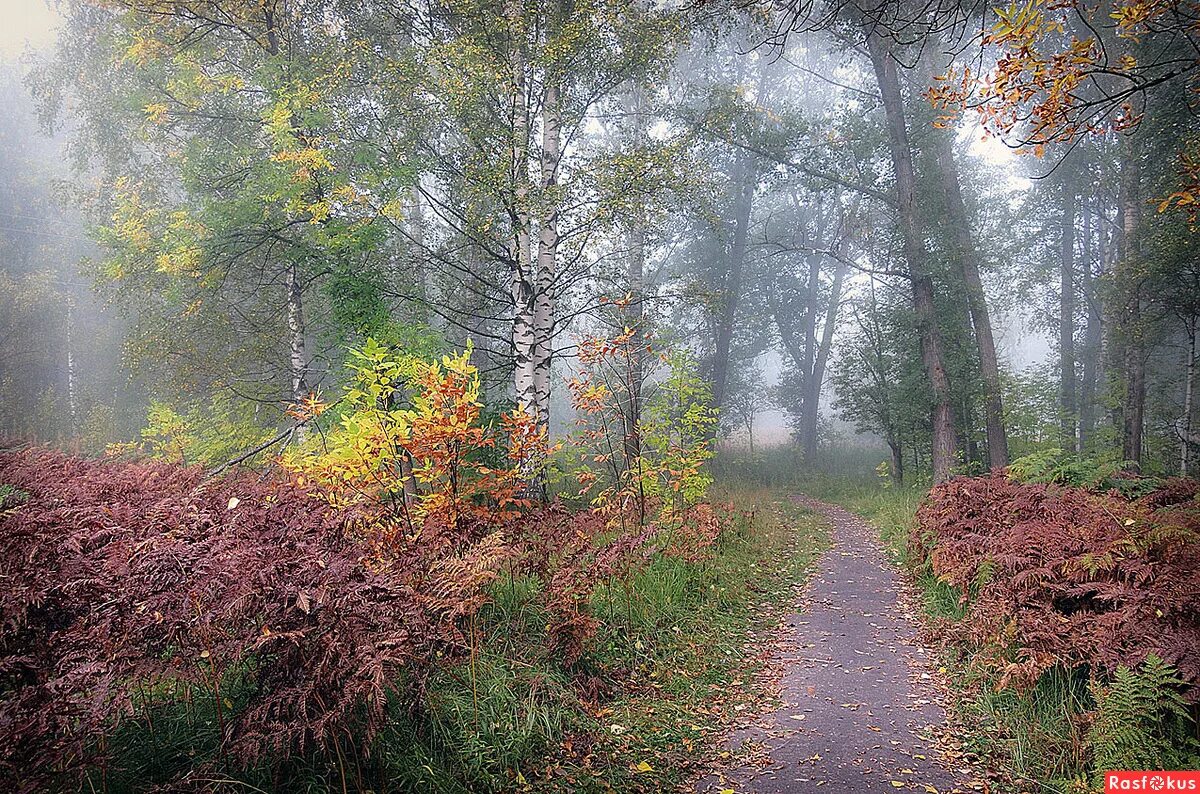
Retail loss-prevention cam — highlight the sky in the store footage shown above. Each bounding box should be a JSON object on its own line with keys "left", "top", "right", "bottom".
{"left": 1, "top": 0, "right": 61, "bottom": 58}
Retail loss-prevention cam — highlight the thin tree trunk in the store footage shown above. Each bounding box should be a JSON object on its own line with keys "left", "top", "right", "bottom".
{"left": 1182, "top": 316, "right": 1196, "bottom": 477}
{"left": 888, "top": 437, "right": 904, "bottom": 486}
{"left": 509, "top": 21, "right": 536, "bottom": 415}
{"left": 800, "top": 257, "right": 848, "bottom": 459}
{"left": 796, "top": 243, "right": 821, "bottom": 455}
{"left": 866, "top": 29, "right": 959, "bottom": 482}
{"left": 623, "top": 213, "right": 646, "bottom": 468}
{"left": 409, "top": 181, "right": 431, "bottom": 317}
{"left": 930, "top": 126, "right": 1008, "bottom": 469}
{"left": 1060, "top": 182, "right": 1077, "bottom": 449}
{"left": 532, "top": 79, "right": 560, "bottom": 431}
{"left": 620, "top": 84, "right": 647, "bottom": 482}
{"left": 286, "top": 262, "right": 308, "bottom": 444}
{"left": 1118, "top": 138, "right": 1144, "bottom": 468}
{"left": 1079, "top": 196, "right": 1102, "bottom": 450}
{"left": 1101, "top": 188, "right": 1126, "bottom": 442}
{"left": 711, "top": 151, "right": 754, "bottom": 414}
{"left": 65, "top": 294, "right": 79, "bottom": 436}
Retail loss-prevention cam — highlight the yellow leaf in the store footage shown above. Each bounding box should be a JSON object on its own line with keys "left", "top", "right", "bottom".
{"left": 635, "top": 760, "right": 653, "bottom": 773}
{"left": 890, "top": 783, "right": 907, "bottom": 789}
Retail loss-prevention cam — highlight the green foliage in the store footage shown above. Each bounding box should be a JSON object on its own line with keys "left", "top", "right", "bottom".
{"left": 0, "top": 483, "right": 29, "bottom": 512}
{"left": 339, "top": 486, "right": 825, "bottom": 792}
{"left": 1089, "top": 654, "right": 1200, "bottom": 778}
{"left": 1002, "top": 364, "right": 1063, "bottom": 457}
{"left": 642, "top": 350, "right": 719, "bottom": 507}
{"left": 125, "top": 394, "right": 274, "bottom": 467}
{"left": 1006, "top": 449, "right": 1164, "bottom": 498}
{"left": 398, "top": 643, "right": 579, "bottom": 792}
{"left": 953, "top": 666, "right": 1094, "bottom": 791}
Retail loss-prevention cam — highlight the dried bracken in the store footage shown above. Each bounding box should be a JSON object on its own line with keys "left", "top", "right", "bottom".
{"left": 0, "top": 446, "right": 507, "bottom": 789}
{"left": 913, "top": 473, "right": 1200, "bottom": 696}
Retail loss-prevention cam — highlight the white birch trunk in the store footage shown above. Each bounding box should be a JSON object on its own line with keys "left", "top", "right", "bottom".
{"left": 532, "top": 81, "right": 560, "bottom": 430}
{"left": 509, "top": 26, "right": 536, "bottom": 415}
{"left": 287, "top": 262, "right": 308, "bottom": 444}
{"left": 65, "top": 295, "right": 78, "bottom": 435}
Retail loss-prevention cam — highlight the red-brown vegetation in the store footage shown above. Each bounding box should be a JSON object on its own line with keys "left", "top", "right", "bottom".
{"left": 0, "top": 446, "right": 507, "bottom": 788}
{"left": 913, "top": 473, "right": 1200, "bottom": 695}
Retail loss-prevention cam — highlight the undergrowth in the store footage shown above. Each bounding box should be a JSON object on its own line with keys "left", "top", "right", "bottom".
{"left": 367, "top": 483, "right": 827, "bottom": 792}
{"left": 48, "top": 480, "right": 824, "bottom": 793}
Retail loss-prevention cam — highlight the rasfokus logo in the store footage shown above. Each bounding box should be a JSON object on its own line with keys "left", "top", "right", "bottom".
{"left": 1106, "top": 772, "right": 1200, "bottom": 792}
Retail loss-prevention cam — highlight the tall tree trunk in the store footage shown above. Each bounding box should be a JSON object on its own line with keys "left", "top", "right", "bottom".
{"left": 532, "top": 79, "right": 560, "bottom": 431}
{"left": 1100, "top": 185, "right": 1127, "bottom": 443}
{"left": 1078, "top": 196, "right": 1103, "bottom": 450}
{"left": 1118, "top": 138, "right": 1144, "bottom": 468}
{"left": 409, "top": 181, "right": 431, "bottom": 318}
{"left": 509, "top": 25, "right": 536, "bottom": 416}
{"left": 711, "top": 151, "right": 754, "bottom": 414}
{"left": 888, "top": 437, "right": 904, "bottom": 486}
{"left": 800, "top": 256, "right": 848, "bottom": 460}
{"left": 1182, "top": 316, "right": 1197, "bottom": 477}
{"left": 866, "top": 29, "right": 959, "bottom": 482}
{"left": 795, "top": 240, "right": 821, "bottom": 454}
{"left": 620, "top": 84, "right": 648, "bottom": 487}
{"left": 65, "top": 294, "right": 79, "bottom": 436}
{"left": 286, "top": 262, "right": 308, "bottom": 443}
{"left": 1059, "top": 182, "right": 1077, "bottom": 449}
{"left": 929, "top": 126, "right": 1009, "bottom": 469}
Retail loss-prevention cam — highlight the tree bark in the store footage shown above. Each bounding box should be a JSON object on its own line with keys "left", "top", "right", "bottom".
{"left": 800, "top": 255, "right": 848, "bottom": 460}
{"left": 929, "top": 127, "right": 1008, "bottom": 469}
{"left": 1059, "top": 182, "right": 1077, "bottom": 449}
{"left": 866, "top": 29, "right": 959, "bottom": 482}
{"left": 888, "top": 437, "right": 904, "bottom": 486}
{"left": 711, "top": 150, "right": 754, "bottom": 415}
{"left": 532, "top": 79, "right": 560, "bottom": 430}
{"left": 1118, "top": 138, "right": 1144, "bottom": 468}
{"left": 509, "top": 22, "right": 536, "bottom": 416}
{"left": 795, "top": 231, "right": 821, "bottom": 454}
{"left": 1078, "top": 196, "right": 1103, "bottom": 450}
{"left": 286, "top": 262, "right": 308, "bottom": 444}
{"left": 65, "top": 294, "right": 79, "bottom": 436}
{"left": 1182, "top": 316, "right": 1196, "bottom": 477}
{"left": 409, "top": 181, "right": 431, "bottom": 316}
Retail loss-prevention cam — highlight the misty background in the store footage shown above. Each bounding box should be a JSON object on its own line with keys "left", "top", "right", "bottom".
{"left": 0, "top": 0, "right": 1056, "bottom": 456}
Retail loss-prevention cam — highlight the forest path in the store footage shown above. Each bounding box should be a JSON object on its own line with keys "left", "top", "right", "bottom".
{"left": 699, "top": 497, "right": 975, "bottom": 793}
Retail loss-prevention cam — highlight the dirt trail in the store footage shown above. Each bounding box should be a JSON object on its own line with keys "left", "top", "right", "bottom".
{"left": 700, "top": 497, "right": 975, "bottom": 793}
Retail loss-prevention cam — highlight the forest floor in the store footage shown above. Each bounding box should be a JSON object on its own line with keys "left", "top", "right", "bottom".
{"left": 698, "top": 497, "right": 982, "bottom": 793}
